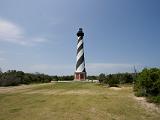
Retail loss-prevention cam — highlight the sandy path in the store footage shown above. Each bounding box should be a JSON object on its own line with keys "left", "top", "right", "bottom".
{"left": 133, "top": 96, "right": 160, "bottom": 113}
{"left": 0, "top": 85, "right": 32, "bottom": 93}
{"left": 0, "top": 83, "right": 53, "bottom": 93}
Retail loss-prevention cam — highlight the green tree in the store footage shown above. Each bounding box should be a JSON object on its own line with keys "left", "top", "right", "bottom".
{"left": 98, "top": 73, "right": 106, "bottom": 83}
{"left": 107, "top": 74, "right": 119, "bottom": 87}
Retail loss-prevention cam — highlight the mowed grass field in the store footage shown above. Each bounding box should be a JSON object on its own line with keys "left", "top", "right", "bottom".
{"left": 0, "top": 82, "right": 160, "bottom": 120}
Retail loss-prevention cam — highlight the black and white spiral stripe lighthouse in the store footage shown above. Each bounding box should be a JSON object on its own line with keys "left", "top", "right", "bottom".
{"left": 74, "top": 28, "right": 87, "bottom": 80}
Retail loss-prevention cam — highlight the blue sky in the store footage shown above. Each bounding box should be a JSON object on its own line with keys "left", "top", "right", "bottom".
{"left": 0, "top": 0, "right": 160, "bottom": 75}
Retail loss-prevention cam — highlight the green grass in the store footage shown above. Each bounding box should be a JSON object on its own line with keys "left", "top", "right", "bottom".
{"left": 0, "top": 82, "right": 160, "bottom": 120}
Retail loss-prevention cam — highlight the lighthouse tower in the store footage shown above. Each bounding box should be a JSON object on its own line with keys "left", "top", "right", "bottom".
{"left": 74, "top": 28, "right": 87, "bottom": 80}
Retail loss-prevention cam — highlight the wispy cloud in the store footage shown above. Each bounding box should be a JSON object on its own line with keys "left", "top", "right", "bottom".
{"left": 0, "top": 50, "right": 5, "bottom": 54}
{"left": 26, "top": 63, "right": 142, "bottom": 75}
{"left": 0, "top": 50, "right": 6, "bottom": 61}
{"left": 28, "top": 64, "right": 74, "bottom": 75}
{"left": 86, "top": 63, "right": 141, "bottom": 75}
{"left": 0, "top": 19, "right": 47, "bottom": 46}
{"left": 0, "top": 57, "right": 5, "bottom": 61}
{"left": 87, "top": 63, "right": 133, "bottom": 69}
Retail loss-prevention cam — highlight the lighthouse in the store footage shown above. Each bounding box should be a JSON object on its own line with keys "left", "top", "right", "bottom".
{"left": 74, "top": 28, "right": 87, "bottom": 80}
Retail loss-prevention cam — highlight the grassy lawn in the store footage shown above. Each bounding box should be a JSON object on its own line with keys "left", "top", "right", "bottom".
{"left": 0, "top": 82, "right": 160, "bottom": 120}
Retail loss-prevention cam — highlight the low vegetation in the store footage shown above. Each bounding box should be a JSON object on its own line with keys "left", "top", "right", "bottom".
{"left": 98, "top": 72, "right": 134, "bottom": 86}
{"left": 0, "top": 82, "right": 159, "bottom": 120}
{"left": 0, "top": 67, "right": 160, "bottom": 105}
{"left": 0, "top": 69, "right": 74, "bottom": 86}
{"left": 134, "top": 68, "right": 160, "bottom": 104}
{"left": 0, "top": 70, "right": 52, "bottom": 86}
{"left": 98, "top": 68, "right": 160, "bottom": 104}
{"left": 52, "top": 75, "right": 74, "bottom": 81}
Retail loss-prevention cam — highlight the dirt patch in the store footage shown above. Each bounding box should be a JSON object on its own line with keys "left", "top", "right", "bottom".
{"left": 62, "top": 90, "right": 93, "bottom": 95}
{"left": 133, "top": 96, "right": 160, "bottom": 113}
{"left": 25, "top": 89, "right": 64, "bottom": 95}
{"left": 25, "top": 89, "right": 104, "bottom": 95}
{"left": 0, "top": 83, "right": 53, "bottom": 93}
{"left": 0, "top": 85, "right": 32, "bottom": 93}
{"left": 109, "top": 87, "right": 122, "bottom": 90}
{"left": 90, "top": 107, "right": 96, "bottom": 113}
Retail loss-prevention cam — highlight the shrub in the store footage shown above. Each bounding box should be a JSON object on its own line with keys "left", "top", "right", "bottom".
{"left": 98, "top": 73, "right": 133, "bottom": 86}
{"left": 134, "top": 68, "right": 160, "bottom": 96}
{"left": 107, "top": 74, "right": 119, "bottom": 87}
{"left": 98, "top": 73, "right": 106, "bottom": 83}
{"left": 134, "top": 68, "right": 160, "bottom": 104}
{"left": 0, "top": 70, "right": 52, "bottom": 86}
{"left": 0, "top": 75, "right": 21, "bottom": 86}
{"left": 147, "top": 96, "right": 160, "bottom": 103}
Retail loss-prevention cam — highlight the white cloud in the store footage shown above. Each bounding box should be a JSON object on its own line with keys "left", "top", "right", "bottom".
{"left": 0, "top": 19, "right": 47, "bottom": 46}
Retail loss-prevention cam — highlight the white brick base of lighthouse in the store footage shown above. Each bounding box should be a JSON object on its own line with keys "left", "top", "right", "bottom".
{"left": 74, "top": 28, "right": 87, "bottom": 80}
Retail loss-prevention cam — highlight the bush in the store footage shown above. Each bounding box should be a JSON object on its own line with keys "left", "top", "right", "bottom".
{"left": 98, "top": 73, "right": 133, "bottom": 86}
{"left": 87, "top": 75, "right": 98, "bottom": 80}
{"left": 0, "top": 75, "right": 21, "bottom": 86}
{"left": 134, "top": 89, "right": 147, "bottom": 97}
{"left": 119, "top": 73, "right": 134, "bottom": 84}
{"left": 54, "top": 75, "right": 74, "bottom": 81}
{"left": 98, "top": 73, "right": 106, "bottom": 83}
{"left": 107, "top": 74, "right": 119, "bottom": 87}
{"left": 134, "top": 68, "right": 160, "bottom": 104}
{"left": 134, "top": 68, "right": 160, "bottom": 96}
{"left": 147, "top": 96, "right": 160, "bottom": 103}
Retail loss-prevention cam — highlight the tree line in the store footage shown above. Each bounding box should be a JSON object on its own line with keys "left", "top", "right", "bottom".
{"left": 51, "top": 75, "right": 74, "bottom": 81}
{"left": 0, "top": 69, "right": 74, "bottom": 86}
{"left": 0, "top": 70, "right": 52, "bottom": 86}
{"left": 98, "top": 72, "right": 134, "bottom": 86}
